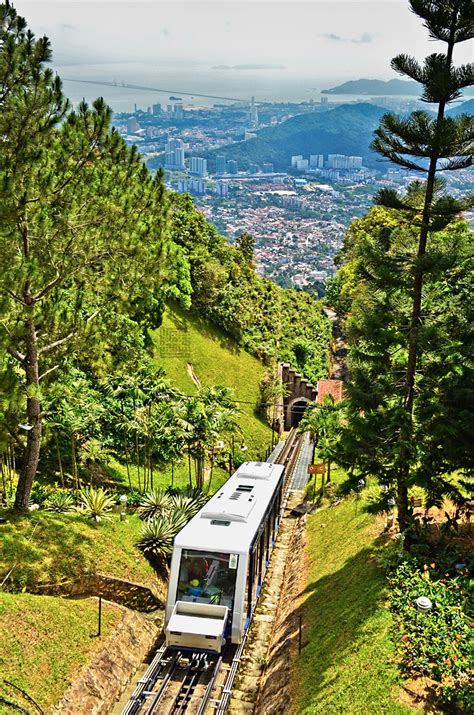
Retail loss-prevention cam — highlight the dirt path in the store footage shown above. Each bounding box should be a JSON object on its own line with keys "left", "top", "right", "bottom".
{"left": 187, "top": 363, "right": 202, "bottom": 389}
{"left": 323, "top": 306, "right": 348, "bottom": 380}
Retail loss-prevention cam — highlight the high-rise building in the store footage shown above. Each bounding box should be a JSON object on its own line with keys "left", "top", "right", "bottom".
{"left": 348, "top": 156, "right": 363, "bottom": 169}
{"left": 127, "top": 116, "right": 140, "bottom": 134}
{"left": 249, "top": 162, "right": 260, "bottom": 173}
{"left": 291, "top": 155, "right": 303, "bottom": 168}
{"left": 227, "top": 160, "right": 238, "bottom": 174}
{"left": 215, "top": 180, "right": 229, "bottom": 197}
{"left": 174, "top": 105, "right": 184, "bottom": 120}
{"left": 262, "top": 163, "right": 274, "bottom": 173}
{"left": 216, "top": 155, "right": 226, "bottom": 174}
{"left": 189, "top": 157, "right": 208, "bottom": 176}
{"left": 327, "top": 154, "right": 363, "bottom": 170}
{"left": 296, "top": 159, "right": 309, "bottom": 171}
{"left": 166, "top": 138, "right": 184, "bottom": 152}
{"left": 152, "top": 103, "right": 162, "bottom": 115}
{"left": 310, "top": 154, "right": 324, "bottom": 169}
{"left": 164, "top": 139, "right": 186, "bottom": 170}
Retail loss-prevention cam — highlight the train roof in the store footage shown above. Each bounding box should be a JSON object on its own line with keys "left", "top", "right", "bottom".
{"left": 174, "top": 461, "right": 285, "bottom": 554}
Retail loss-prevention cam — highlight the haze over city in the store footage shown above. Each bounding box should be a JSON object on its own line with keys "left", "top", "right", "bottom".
{"left": 14, "top": 0, "right": 474, "bottom": 81}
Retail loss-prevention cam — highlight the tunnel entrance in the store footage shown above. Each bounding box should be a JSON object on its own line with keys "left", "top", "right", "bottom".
{"left": 289, "top": 399, "right": 310, "bottom": 427}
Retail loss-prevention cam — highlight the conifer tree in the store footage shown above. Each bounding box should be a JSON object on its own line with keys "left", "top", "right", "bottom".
{"left": 0, "top": 3, "right": 183, "bottom": 510}
{"left": 343, "top": 0, "right": 473, "bottom": 528}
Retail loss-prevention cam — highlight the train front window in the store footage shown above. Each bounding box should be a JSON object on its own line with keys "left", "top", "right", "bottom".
{"left": 177, "top": 550, "right": 239, "bottom": 610}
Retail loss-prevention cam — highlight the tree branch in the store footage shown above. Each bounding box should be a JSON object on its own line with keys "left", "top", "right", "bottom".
{"left": 7, "top": 347, "right": 26, "bottom": 363}
{"left": 38, "top": 332, "right": 75, "bottom": 355}
{"left": 39, "top": 364, "right": 59, "bottom": 381}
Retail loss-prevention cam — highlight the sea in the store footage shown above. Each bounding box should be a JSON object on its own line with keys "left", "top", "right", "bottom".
{"left": 55, "top": 62, "right": 417, "bottom": 112}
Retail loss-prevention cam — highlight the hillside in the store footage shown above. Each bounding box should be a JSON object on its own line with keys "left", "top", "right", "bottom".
{"left": 205, "top": 103, "right": 386, "bottom": 171}
{"left": 446, "top": 97, "right": 474, "bottom": 116}
{"left": 153, "top": 304, "right": 272, "bottom": 459}
{"left": 321, "top": 78, "right": 421, "bottom": 95}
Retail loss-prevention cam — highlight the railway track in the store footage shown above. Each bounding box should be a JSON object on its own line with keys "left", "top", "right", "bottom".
{"left": 122, "top": 430, "right": 304, "bottom": 715}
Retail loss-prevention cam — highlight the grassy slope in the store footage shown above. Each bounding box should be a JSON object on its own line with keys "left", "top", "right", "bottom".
{"left": 0, "top": 509, "right": 164, "bottom": 595}
{"left": 0, "top": 592, "right": 121, "bottom": 713}
{"left": 103, "top": 305, "right": 272, "bottom": 494}
{"left": 292, "top": 492, "right": 415, "bottom": 714}
{"left": 153, "top": 304, "right": 272, "bottom": 458}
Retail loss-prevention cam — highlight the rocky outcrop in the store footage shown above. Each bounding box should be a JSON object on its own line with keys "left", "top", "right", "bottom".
{"left": 54, "top": 605, "right": 160, "bottom": 715}
{"left": 32, "top": 574, "right": 164, "bottom": 612}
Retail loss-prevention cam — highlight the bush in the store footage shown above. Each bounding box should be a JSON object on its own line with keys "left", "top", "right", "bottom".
{"left": 388, "top": 560, "right": 472, "bottom": 711}
{"left": 77, "top": 487, "right": 115, "bottom": 522}
{"left": 136, "top": 487, "right": 209, "bottom": 561}
{"left": 138, "top": 489, "right": 172, "bottom": 521}
{"left": 44, "top": 491, "right": 75, "bottom": 513}
{"left": 136, "top": 511, "right": 189, "bottom": 560}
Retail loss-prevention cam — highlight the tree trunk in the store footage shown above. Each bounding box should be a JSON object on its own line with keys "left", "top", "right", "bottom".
{"left": 397, "top": 479, "right": 409, "bottom": 533}
{"left": 188, "top": 448, "right": 192, "bottom": 488}
{"left": 399, "top": 23, "right": 456, "bottom": 533}
{"left": 14, "top": 318, "right": 42, "bottom": 511}
{"left": 196, "top": 452, "right": 205, "bottom": 490}
{"left": 55, "top": 433, "right": 64, "bottom": 488}
{"left": 71, "top": 433, "right": 79, "bottom": 492}
{"left": 326, "top": 459, "right": 331, "bottom": 484}
{"left": 123, "top": 437, "right": 132, "bottom": 490}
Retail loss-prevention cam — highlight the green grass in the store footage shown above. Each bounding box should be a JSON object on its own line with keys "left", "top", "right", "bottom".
{"left": 292, "top": 495, "right": 416, "bottom": 714}
{"left": 0, "top": 591, "right": 121, "bottom": 713}
{"left": 0, "top": 509, "right": 165, "bottom": 595}
{"left": 153, "top": 304, "right": 273, "bottom": 460}
{"left": 104, "top": 455, "right": 231, "bottom": 495}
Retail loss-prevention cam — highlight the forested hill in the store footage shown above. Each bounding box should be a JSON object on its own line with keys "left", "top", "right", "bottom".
{"left": 321, "top": 78, "right": 421, "bottom": 95}
{"left": 205, "top": 103, "right": 386, "bottom": 171}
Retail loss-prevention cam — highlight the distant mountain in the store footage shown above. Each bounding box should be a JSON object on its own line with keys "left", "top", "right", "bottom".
{"left": 446, "top": 98, "right": 474, "bottom": 116}
{"left": 322, "top": 79, "right": 421, "bottom": 96}
{"left": 205, "top": 103, "right": 387, "bottom": 172}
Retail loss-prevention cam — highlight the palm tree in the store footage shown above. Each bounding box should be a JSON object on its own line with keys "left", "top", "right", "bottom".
{"left": 178, "top": 386, "right": 239, "bottom": 489}
{"left": 298, "top": 397, "right": 343, "bottom": 484}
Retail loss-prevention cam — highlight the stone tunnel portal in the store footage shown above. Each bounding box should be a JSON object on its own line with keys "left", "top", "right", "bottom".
{"left": 288, "top": 398, "right": 310, "bottom": 427}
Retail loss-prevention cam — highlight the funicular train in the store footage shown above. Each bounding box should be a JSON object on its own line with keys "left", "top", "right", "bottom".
{"left": 164, "top": 460, "right": 286, "bottom": 653}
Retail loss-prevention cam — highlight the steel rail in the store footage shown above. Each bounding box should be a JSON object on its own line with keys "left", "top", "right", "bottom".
{"left": 122, "top": 430, "right": 304, "bottom": 715}
{"left": 143, "top": 651, "right": 182, "bottom": 715}
{"left": 214, "top": 432, "right": 305, "bottom": 715}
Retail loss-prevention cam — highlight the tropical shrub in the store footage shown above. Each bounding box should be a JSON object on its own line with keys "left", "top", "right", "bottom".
{"left": 138, "top": 489, "right": 172, "bottom": 521}
{"left": 388, "top": 560, "right": 472, "bottom": 710}
{"left": 168, "top": 494, "right": 205, "bottom": 521}
{"left": 44, "top": 491, "right": 75, "bottom": 513}
{"left": 136, "top": 511, "right": 189, "bottom": 560}
{"left": 77, "top": 487, "right": 115, "bottom": 522}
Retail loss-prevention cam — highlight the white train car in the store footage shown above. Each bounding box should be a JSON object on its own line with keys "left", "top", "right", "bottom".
{"left": 165, "top": 460, "right": 285, "bottom": 652}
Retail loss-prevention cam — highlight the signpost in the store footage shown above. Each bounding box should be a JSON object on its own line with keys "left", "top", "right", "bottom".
{"left": 308, "top": 463, "right": 325, "bottom": 475}
{"left": 308, "top": 463, "right": 325, "bottom": 501}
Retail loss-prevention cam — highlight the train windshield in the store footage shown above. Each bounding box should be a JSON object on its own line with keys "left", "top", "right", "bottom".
{"left": 177, "top": 550, "right": 239, "bottom": 610}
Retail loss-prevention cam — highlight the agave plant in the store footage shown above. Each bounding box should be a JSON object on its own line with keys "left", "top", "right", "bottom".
{"left": 77, "top": 487, "right": 115, "bottom": 522}
{"left": 44, "top": 491, "right": 75, "bottom": 513}
{"left": 138, "top": 489, "right": 171, "bottom": 521}
{"left": 168, "top": 493, "right": 205, "bottom": 521}
{"left": 136, "top": 511, "right": 189, "bottom": 559}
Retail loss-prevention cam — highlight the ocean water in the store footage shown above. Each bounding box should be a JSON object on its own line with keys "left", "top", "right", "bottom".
{"left": 56, "top": 62, "right": 398, "bottom": 112}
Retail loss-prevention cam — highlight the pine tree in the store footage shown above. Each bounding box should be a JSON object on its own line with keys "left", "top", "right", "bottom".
{"left": 0, "top": 3, "right": 180, "bottom": 510}
{"left": 368, "top": 0, "right": 473, "bottom": 528}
